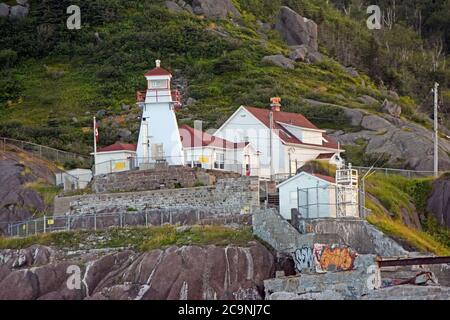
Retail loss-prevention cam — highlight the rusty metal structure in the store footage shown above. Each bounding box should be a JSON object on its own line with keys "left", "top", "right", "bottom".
{"left": 377, "top": 256, "right": 450, "bottom": 267}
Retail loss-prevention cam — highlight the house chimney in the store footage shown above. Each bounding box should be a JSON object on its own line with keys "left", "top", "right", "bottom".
{"left": 270, "top": 97, "right": 281, "bottom": 112}
{"left": 156, "top": 59, "right": 161, "bottom": 68}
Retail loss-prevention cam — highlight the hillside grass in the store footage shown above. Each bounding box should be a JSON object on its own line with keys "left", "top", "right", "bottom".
{"left": 365, "top": 173, "right": 450, "bottom": 255}
{"left": 0, "top": 0, "right": 397, "bottom": 155}
{"left": 0, "top": 225, "right": 255, "bottom": 251}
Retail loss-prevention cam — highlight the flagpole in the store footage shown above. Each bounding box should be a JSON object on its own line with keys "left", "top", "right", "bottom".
{"left": 93, "top": 117, "right": 97, "bottom": 174}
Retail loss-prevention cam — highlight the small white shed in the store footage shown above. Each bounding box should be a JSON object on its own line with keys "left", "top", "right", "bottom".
{"left": 277, "top": 171, "right": 337, "bottom": 220}
{"left": 277, "top": 171, "right": 359, "bottom": 220}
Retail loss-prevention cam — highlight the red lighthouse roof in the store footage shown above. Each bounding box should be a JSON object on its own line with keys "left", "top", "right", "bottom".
{"left": 144, "top": 59, "right": 172, "bottom": 77}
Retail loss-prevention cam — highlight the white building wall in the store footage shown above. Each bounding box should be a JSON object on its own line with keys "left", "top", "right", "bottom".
{"left": 136, "top": 102, "right": 184, "bottom": 166}
{"left": 94, "top": 151, "right": 136, "bottom": 176}
{"left": 214, "top": 108, "right": 284, "bottom": 178}
{"left": 278, "top": 173, "right": 335, "bottom": 220}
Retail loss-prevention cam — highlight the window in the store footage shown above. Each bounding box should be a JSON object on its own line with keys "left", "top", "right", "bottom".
{"left": 214, "top": 153, "right": 225, "bottom": 170}
{"left": 150, "top": 80, "right": 167, "bottom": 89}
{"left": 151, "top": 144, "right": 165, "bottom": 160}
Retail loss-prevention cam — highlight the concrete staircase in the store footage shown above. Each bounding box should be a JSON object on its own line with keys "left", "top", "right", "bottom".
{"left": 253, "top": 208, "right": 314, "bottom": 253}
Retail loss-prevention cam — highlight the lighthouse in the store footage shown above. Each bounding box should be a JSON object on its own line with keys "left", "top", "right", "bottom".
{"left": 136, "top": 60, "right": 185, "bottom": 166}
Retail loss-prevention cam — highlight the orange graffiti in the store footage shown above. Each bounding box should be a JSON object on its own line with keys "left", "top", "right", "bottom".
{"left": 318, "top": 247, "right": 356, "bottom": 272}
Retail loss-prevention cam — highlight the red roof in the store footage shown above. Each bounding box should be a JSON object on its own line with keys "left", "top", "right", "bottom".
{"left": 312, "top": 173, "right": 336, "bottom": 183}
{"left": 244, "top": 106, "right": 339, "bottom": 149}
{"left": 316, "top": 153, "right": 336, "bottom": 160}
{"left": 179, "top": 125, "right": 248, "bottom": 149}
{"left": 97, "top": 142, "right": 137, "bottom": 153}
{"left": 144, "top": 67, "right": 172, "bottom": 77}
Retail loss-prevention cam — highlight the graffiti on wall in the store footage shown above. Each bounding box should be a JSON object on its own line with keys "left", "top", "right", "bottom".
{"left": 293, "top": 244, "right": 358, "bottom": 273}
{"left": 313, "top": 244, "right": 357, "bottom": 273}
{"left": 293, "top": 246, "right": 315, "bottom": 272}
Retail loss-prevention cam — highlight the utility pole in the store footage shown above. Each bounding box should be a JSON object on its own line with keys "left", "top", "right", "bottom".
{"left": 433, "top": 82, "right": 439, "bottom": 177}
{"left": 269, "top": 110, "right": 274, "bottom": 180}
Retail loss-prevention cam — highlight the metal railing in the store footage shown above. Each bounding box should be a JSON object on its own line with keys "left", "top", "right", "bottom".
{"left": 93, "top": 156, "right": 260, "bottom": 177}
{"left": 4, "top": 209, "right": 251, "bottom": 238}
{"left": 0, "top": 137, "right": 92, "bottom": 167}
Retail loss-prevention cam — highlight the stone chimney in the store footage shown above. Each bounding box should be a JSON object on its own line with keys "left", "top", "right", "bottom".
{"left": 270, "top": 97, "right": 281, "bottom": 112}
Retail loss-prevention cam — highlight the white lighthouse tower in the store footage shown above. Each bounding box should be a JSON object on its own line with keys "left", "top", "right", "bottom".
{"left": 136, "top": 60, "right": 185, "bottom": 167}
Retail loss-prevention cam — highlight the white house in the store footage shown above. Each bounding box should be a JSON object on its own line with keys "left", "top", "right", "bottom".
{"left": 179, "top": 125, "right": 260, "bottom": 176}
{"left": 92, "top": 142, "right": 137, "bottom": 176}
{"left": 214, "top": 100, "right": 343, "bottom": 179}
{"left": 55, "top": 168, "right": 92, "bottom": 191}
{"left": 277, "top": 169, "right": 359, "bottom": 220}
{"left": 136, "top": 60, "right": 184, "bottom": 166}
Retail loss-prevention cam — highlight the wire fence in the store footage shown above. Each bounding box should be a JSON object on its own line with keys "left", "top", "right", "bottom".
{"left": 0, "top": 137, "right": 92, "bottom": 167}
{"left": 4, "top": 209, "right": 252, "bottom": 238}
{"left": 353, "top": 166, "right": 443, "bottom": 178}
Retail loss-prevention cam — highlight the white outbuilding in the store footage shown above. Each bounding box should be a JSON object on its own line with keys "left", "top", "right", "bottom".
{"left": 277, "top": 169, "right": 359, "bottom": 220}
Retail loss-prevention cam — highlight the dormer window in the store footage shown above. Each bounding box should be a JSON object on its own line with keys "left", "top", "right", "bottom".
{"left": 150, "top": 80, "right": 167, "bottom": 89}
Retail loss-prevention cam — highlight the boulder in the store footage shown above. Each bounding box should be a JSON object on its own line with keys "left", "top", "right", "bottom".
{"left": 275, "top": 6, "right": 318, "bottom": 51}
{"left": 16, "top": 0, "right": 28, "bottom": 5}
{"left": 381, "top": 99, "right": 401, "bottom": 118}
{"left": 289, "top": 45, "right": 309, "bottom": 62}
{"left": 117, "top": 128, "right": 132, "bottom": 140}
{"left": 427, "top": 175, "right": 450, "bottom": 229}
{"left": 192, "top": 0, "right": 241, "bottom": 19}
{"left": 9, "top": 5, "right": 28, "bottom": 19}
{"left": 165, "top": 1, "right": 184, "bottom": 14}
{"left": 344, "top": 67, "right": 359, "bottom": 78}
{"left": 358, "top": 95, "right": 379, "bottom": 106}
{"left": 307, "top": 50, "right": 324, "bottom": 64}
{"left": 262, "top": 55, "right": 294, "bottom": 70}
{"left": 0, "top": 3, "right": 10, "bottom": 17}
{"left": 96, "top": 109, "right": 107, "bottom": 118}
{"left": 185, "top": 97, "right": 197, "bottom": 106}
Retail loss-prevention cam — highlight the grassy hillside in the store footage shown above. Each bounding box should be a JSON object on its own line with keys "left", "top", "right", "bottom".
{"left": 1, "top": 0, "right": 447, "bottom": 155}
{"left": 365, "top": 174, "right": 450, "bottom": 255}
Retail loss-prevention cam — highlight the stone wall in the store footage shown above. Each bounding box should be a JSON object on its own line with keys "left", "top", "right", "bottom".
{"left": 55, "top": 177, "right": 260, "bottom": 215}
{"left": 297, "top": 217, "right": 410, "bottom": 256}
{"left": 92, "top": 166, "right": 242, "bottom": 194}
{"left": 265, "top": 254, "right": 381, "bottom": 300}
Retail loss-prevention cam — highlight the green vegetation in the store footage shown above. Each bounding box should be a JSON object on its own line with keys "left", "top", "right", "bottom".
{"left": 365, "top": 173, "right": 450, "bottom": 255}
{"left": 24, "top": 179, "right": 61, "bottom": 216}
{"left": 0, "top": 225, "right": 255, "bottom": 251}
{"left": 1, "top": 0, "right": 447, "bottom": 154}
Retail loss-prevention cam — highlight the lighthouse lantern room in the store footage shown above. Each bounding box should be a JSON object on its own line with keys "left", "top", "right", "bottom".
{"left": 136, "top": 60, "right": 185, "bottom": 167}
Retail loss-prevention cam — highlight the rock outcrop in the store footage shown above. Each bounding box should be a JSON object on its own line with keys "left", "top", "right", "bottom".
{"left": 0, "top": 1, "right": 29, "bottom": 20}
{"left": 192, "top": 0, "right": 241, "bottom": 20}
{"left": 0, "top": 146, "right": 59, "bottom": 234}
{"left": 427, "top": 174, "right": 450, "bottom": 228}
{"left": 381, "top": 99, "right": 402, "bottom": 118}
{"left": 275, "top": 6, "right": 318, "bottom": 51}
{"left": 326, "top": 105, "right": 450, "bottom": 171}
{"left": 262, "top": 55, "right": 294, "bottom": 70}
{"left": 0, "top": 243, "right": 275, "bottom": 300}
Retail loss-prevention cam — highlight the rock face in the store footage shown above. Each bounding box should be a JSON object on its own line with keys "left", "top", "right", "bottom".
{"left": 0, "top": 147, "right": 59, "bottom": 234}
{"left": 262, "top": 55, "right": 294, "bottom": 70}
{"left": 328, "top": 106, "right": 450, "bottom": 171}
{"left": 381, "top": 99, "right": 402, "bottom": 117}
{"left": 288, "top": 45, "right": 324, "bottom": 64}
{"left": 427, "top": 175, "right": 450, "bottom": 228}
{"left": 9, "top": 4, "right": 28, "bottom": 19}
{"left": 192, "top": 0, "right": 241, "bottom": 19}
{"left": 275, "top": 6, "right": 318, "bottom": 51}
{"left": 0, "top": 3, "right": 9, "bottom": 17}
{"left": 0, "top": 243, "right": 275, "bottom": 300}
